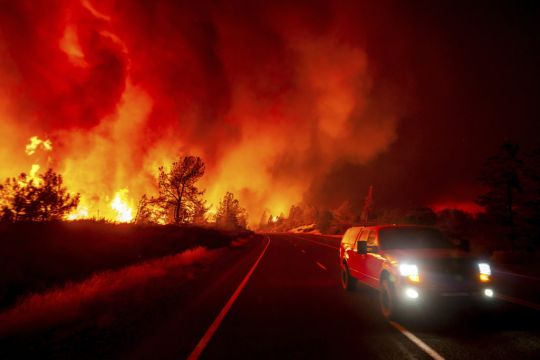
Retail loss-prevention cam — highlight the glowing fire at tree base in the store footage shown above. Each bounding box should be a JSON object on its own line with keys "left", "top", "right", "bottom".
{"left": 111, "top": 189, "right": 134, "bottom": 223}
{"left": 15, "top": 136, "right": 136, "bottom": 223}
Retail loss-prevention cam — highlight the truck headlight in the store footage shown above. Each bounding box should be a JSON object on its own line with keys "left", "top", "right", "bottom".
{"left": 478, "top": 263, "right": 491, "bottom": 282}
{"left": 405, "top": 287, "right": 420, "bottom": 299}
{"left": 399, "top": 263, "right": 420, "bottom": 282}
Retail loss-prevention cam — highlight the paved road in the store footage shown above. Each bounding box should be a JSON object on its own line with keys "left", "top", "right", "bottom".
{"left": 2, "top": 233, "right": 540, "bottom": 359}
{"left": 199, "top": 233, "right": 540, "bottom": 359}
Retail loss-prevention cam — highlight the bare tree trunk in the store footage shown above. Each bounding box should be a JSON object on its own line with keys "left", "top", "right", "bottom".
{"left": 175, "top": 185, "right": 185, "bottom": 224}
{"left": 174, "top": 202, "right": 180, "bottom": 224}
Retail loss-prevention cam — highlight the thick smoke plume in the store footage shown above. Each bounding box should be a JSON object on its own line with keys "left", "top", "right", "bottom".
{"left": 0, "top": 0, "right": 399, "bottom": 222}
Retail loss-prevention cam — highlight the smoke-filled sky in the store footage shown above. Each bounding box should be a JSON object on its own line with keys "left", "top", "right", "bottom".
{"left": 1, "top": 0, "right": 539, "bottom": 222}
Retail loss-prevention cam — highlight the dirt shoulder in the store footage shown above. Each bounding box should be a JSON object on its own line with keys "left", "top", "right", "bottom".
{"left": 0, "top": 233, "right": 266, "bottom": 359}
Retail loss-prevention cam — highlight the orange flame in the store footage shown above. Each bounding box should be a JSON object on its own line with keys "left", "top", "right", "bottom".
{"left": 66, "top": 206, "right": 89, "bottom": 221}
{"left": 111, "top": 189, "right": 134, "bottom": 223}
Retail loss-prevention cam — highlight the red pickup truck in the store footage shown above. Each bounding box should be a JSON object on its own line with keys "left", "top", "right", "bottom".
{"left": 339, "top": 225, "right": 494, "bottom": 319}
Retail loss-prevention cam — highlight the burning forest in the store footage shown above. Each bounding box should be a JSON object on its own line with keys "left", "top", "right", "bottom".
{"left": 2, "top": 2, "right": 540, "bottom": 359}
{"left": 0, "top": 0, "right": 403, "bottom": 225}
{"left": 1, "top": 0, "right": 539, "bottom": 227}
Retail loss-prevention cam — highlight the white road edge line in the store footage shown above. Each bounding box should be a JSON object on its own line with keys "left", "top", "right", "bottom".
{"left": 285, "top": 234, "right": 339, "bottom": 250}
{"left": 496, "top": 293, "right": 540, "bottom": 311}
{"left": 390, "top": 321, "right": 445, "bottom": 360}
{"left": 187, "top": 236, "right": 271, "bottom": 360}
{"left": 315, "top": 262, "right": 327, "bottom": 271}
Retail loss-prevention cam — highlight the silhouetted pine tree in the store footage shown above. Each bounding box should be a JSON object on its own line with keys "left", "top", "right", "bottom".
{"left": 0, "top": 169, "right": 79, "bottom": 222}
{"left": 215, "top": 192, "right": 247, "bottom": 230}
{"left": 157, "top": 156, "right": 205, "bottom": 224}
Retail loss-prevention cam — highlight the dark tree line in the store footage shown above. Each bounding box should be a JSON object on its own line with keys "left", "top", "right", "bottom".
{"left": 0, "top": 169, "right": 79, "bottom": 222}
{"left": 476, "top": 142, "right": 540, "bottom": 249}
{"left": 264, "top": 142, "right": 540, "bottom": 252}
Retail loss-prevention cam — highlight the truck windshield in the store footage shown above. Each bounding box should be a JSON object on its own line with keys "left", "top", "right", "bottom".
{"left": 379, "top": 228, "right": 454, "bottom": 250}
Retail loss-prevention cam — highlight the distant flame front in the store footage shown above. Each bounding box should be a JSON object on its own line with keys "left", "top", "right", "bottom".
{"left": 111, "top": 189, "right": 134, "bottom": 223}
{"left": 23, "top": 136, "right": 135, "bottom": 223}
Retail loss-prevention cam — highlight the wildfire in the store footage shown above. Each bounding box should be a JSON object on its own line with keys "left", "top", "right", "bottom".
{"left": 66, "top": 206, "right": 89, "bottom": 221}
{"left": 25, "top": 136, "right": 52, "bottom": 156}
{"left": 28, "top": 164, "right": 42, "bottom": 185}
{"left": 0, "top": 0, "right": 399, "bottom": 227}
{"left": 21, "top": 135, "right": 136, "bottom": 223}
{"left": 65, "top": 190, "right": 137, "bottom": 223}
{"left": 111, "top": 189, "right": 134, "bottom": 223}
{"left": 18, "top": 136, "right": 53, "bottom": 187}
{"left": 206, "top": 206, "right": 218, "bottom": 222}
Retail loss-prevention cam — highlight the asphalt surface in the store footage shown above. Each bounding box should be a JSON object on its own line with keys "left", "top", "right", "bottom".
{"left": 200, "top": 233, "right": 540, "bottom": 359}
{"left": 2, "top": 233, "right": 540, "bottom": 359}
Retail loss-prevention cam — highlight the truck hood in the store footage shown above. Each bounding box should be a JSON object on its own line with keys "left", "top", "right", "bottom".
{"left": 381, "top": 248, "right": 473, "bottom": 263}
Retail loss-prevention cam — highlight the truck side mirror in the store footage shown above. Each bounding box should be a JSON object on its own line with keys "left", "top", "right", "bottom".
{"left": 357, "top": 241, "right": 367, "bottom": 254}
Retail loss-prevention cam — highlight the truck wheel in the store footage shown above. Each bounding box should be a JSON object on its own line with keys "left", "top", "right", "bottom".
{"left": 380, "top": 279, "right": 400, "bottom": 320}
{"left": 340, "top": 263, "right": 356, "bottom": 291}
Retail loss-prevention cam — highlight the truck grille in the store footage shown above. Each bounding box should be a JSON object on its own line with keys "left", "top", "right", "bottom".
{"left": 422, "top": 259, "right": 477, "bottom": 290}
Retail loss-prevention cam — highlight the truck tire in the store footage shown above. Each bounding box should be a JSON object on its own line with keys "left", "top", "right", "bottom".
{"left": 340, "top": 263, "right": 356, "bottom": 291}
{"left": 380, "top": 278, "right": 401, "bottom": 320}
{"left": 340, "top": 264, "right": 356, "bottom": 291}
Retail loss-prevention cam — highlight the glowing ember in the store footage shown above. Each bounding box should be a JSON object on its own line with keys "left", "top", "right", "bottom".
{"left": 111, "top": 189, "right": 134, "bottom": 223}
{"left": 25, "top": 136, "right": 52, "bottom": 156}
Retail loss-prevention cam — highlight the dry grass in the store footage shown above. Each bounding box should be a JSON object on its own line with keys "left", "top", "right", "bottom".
{"left": 0, "top": 246, "right": 219, "bottom": 335}
{"left": 0, "top": 220, "right": 251, "bottom": 310}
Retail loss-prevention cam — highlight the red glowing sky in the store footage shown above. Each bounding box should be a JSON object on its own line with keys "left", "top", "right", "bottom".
{"left": 1, "top": 0, "right": 539, "bottom": 220}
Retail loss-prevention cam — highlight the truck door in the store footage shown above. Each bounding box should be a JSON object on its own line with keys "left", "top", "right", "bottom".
{"left": 349, "top": 229, "right": 368, "bottom": 282}
{"left": 344, "top": 228, "right": 359, "bottom": 268}
{"left": 365, "top": 229, "right": 384, "bottom": 288}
